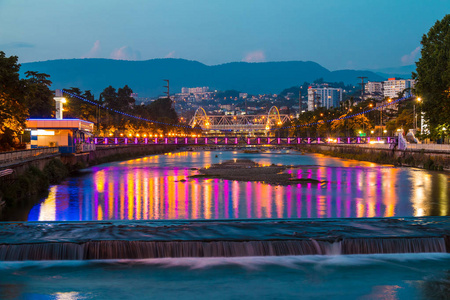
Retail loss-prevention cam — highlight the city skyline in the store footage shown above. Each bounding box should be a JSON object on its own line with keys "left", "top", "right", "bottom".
{"left": 1, "top": 0, "right": 449, "bottom": 70}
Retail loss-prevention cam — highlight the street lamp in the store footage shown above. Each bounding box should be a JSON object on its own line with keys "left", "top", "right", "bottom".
{"left": 414, "top": 97, "right": 422, "bottom": 130}
{"left": 443, "top": 127, "right": 447, "bottom": 144}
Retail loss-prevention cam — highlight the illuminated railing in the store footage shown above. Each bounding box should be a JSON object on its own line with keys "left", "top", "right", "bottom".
{"left": 0, "top": 147, "right": 59, "bottom": 165}
{"left": 91, "top": 136, "right": 396, "bottom": 146}
{"left": 405, "top": 143, "right": 450, "bottom": 152}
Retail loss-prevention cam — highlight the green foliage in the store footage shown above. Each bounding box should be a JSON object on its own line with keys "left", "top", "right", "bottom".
{"left": 0, "top": 52, "right": 29, "bottom": 150}
{"left": 413, "top": 14, "right": 450, "bottom": 129}
{"left": 64, "top": 84, "right": 183, "bottom": 136}
{"left": 0, "top": 159, "right": 70, "bottom": 204}
{"left": 331, "top": 113, "right": 372, "bottom": 135}
{"left": 0, "top": 166, "right": 48, "bottom": 202}
{"left": 24, "top": 71, "right": 54, "bottom": 117}
{"left": 0, "top": 52, "right": 54, "bottom": 149}
{"left": 43, "top": 158, "right": 69, "bottom": 184}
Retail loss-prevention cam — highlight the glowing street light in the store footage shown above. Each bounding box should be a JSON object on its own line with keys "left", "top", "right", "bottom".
{"left": 414, "top": 97, "right": 422, "bottom": 130}
{"left": 54, "top": 89, "right": 66, "bottom": 119}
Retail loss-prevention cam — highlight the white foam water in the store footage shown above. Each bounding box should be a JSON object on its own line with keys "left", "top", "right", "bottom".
{"left": 1, "top": 254, "right": 449, "bottom": 299}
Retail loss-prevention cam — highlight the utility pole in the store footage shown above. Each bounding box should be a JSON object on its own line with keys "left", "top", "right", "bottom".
{"left": 163, "top": 79, "right": 176, "bottom": 115}
{"left": 358, "top": 76, "right": 367, "bottom": 101}
{"left": 163, "top": 79, "right": 170, "bottom": 99}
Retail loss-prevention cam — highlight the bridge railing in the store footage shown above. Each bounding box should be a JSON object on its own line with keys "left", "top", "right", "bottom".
{"left": 90, "top": 136, "right": 396, "bottom": 146}
{"left": 0, "top": 147, "right": 59, "bottom": 165}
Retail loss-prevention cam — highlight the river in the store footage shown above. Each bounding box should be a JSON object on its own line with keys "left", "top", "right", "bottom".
{"left": 2, "top": 149, "right": 450, "bottom": 299}
{"left": 21, "top": 149, "right": 450, "bottom": 221}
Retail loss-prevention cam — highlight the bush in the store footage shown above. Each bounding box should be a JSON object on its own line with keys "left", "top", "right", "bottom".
{"left": 44, "top": 158, "right": 69, "bottom": 184}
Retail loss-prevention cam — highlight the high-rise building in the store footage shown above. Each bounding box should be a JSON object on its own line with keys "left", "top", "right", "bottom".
{"left": 365, "top": 81, "right": 383, "bottom": 95}
{"left": 383, "top": 78, "right": 416, "bottom": 98}
{"left": 181, "top": 87, "right": 210, "bottom": 94}
{"left": 307, "top": 87, "right": 342, "bottom": 111}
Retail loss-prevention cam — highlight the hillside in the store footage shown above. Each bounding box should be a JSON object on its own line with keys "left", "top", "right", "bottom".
{"left": 21, "top": 58, "right": 386, "bottom": 97}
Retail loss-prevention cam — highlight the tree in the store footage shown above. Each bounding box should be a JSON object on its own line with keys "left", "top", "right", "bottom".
{"left": 101, "top": 86, "right": 118, "bottom": 110}
{"left": 24, "top": 71, "right": 53, "bottom": 118}
{"left": 331, "top": 114, "right": 371, "bottom": 136}
{"left": 117, "top": 85, "right": 135, "bottom": 110}
{"left": 0, "top": 92, "right": 28, "bottom": 150}
{"left": 0, "top": 52, "right": 29, "bottom": 149}
{"left": 413, "top": 14, "right": 450, "bottom": 129}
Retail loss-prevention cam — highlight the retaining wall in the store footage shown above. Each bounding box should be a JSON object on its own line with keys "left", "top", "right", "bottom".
{"left": 60, "top": 144, "right": 178, "bottom": 167}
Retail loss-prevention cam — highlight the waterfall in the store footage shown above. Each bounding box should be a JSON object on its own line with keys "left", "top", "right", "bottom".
{"left": 0, "top": 237, "right": 447, "bottom": 261}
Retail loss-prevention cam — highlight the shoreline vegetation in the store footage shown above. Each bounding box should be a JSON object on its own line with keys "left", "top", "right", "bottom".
{"left": 189, "top": 159, "right": 325, "bottom": 186}
{"left": 299, "top": 146, "right": 447, "bottom": 171}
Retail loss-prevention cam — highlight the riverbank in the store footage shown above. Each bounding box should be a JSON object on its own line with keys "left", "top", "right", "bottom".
{"left": 297, "top": 144, "right": 449, "bottom": 171}
{"left": 190, "top": 159, "right": 324, "bottom": 185}
{"left": 0, "top": 145, "right": 178, "bottom": 220}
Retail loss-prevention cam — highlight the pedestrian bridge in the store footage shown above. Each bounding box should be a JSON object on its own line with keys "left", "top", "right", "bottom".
{"left": 189, "top": 106, "right": 290, "bottom": 132}
{"left": 91, "top": 136, "right": 395, "bottom": 146}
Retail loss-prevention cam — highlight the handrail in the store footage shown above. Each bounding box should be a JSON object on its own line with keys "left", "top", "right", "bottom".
{"left": 0, "top": 147, "right": 59, "bottom": 164}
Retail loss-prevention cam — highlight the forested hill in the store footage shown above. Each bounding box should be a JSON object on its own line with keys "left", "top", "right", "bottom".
{"left": 21, "top": 58, "right": 386, "bottom": 97}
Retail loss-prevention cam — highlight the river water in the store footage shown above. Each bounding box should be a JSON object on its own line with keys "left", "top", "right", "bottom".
{"left": 25, "top": 149, "right": 449, "bottom": 221}
{"left": 1, "top": 254, "right": 449, "bottom": 299}
{"left": 2, "top": 150, "right": 450, "bottom": 299}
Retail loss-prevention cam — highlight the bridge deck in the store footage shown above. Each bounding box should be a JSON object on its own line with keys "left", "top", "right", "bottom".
{"left": 90, "top": 136, "right": 395, "bottom": 146}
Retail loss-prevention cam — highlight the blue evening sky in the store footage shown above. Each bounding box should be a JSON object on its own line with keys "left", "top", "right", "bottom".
{"left": 0, "top": 0, "right": 448, "bottom": 70}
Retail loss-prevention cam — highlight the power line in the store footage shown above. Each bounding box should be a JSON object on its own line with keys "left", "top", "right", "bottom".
{"left": 275, "top": 95, "right": 412, "bottom": 131}
{"left": 358, "top": 76, "right": 368, "bottom": 100}
{"left": 61, "top": 89, "right": 192, "bottom": 129}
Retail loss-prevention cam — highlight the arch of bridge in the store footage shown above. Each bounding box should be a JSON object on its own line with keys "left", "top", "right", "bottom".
{"left": 189, "top": 107, "right": 209, "bottom": 128}
{"left": 189, "top": 106, "right": 287, "bottom": 131}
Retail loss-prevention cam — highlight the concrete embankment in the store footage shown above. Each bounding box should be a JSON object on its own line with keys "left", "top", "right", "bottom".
{"left": 0, "top": 217, "right": 448, "bottom": 260}
{"left": 60, "top": 144, "right": 178, "bottom": 168}
{"left": 297, "top": 144, "right": 450, "bottom": 171}
{"left": 0, "top": 145, "right": 178, "bottom": 217}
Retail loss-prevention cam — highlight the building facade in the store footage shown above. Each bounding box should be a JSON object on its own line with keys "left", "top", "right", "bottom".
{"left": 307, "top": 87, "right": 342, "bottom": 111}
{"left": 365, "top": 81, "right": 383, "bottom": 95}
{"left": 26, "top": 119, "right": 95, "bottom": 153}
{"left": 383, "top": 78, "right": 416, "bottom": 98}
{"left": 181, "top": 86, "right": 209, "bottom": 94}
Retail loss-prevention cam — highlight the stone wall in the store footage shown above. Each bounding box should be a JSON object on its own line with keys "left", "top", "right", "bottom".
{"left": 60, "top": 144, "right": 178, "bottom": 167}
{"left": 297, "top": 144, "right": 450, "bottom": 170}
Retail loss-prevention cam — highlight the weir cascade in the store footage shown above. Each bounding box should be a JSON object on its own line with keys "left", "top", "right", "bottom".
{"left": 0, "top": 237, "right": 447, "bottom": 261}
{"left": 0, "top": 218, "right": 448, "bottom": 261}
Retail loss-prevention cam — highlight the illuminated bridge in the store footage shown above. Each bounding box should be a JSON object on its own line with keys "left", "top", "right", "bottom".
{"left": 189, "top": 106, "right": 290, "bottom": 133}
{"left": 91, "top": 136, "right": 395, "bottom": 146}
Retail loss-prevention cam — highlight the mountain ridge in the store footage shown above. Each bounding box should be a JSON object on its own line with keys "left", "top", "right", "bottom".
{"left": 20, "top": 58, "right": 391, "bottom": 97}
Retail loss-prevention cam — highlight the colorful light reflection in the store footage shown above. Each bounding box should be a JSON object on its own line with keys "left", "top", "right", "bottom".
{"left": 28, "top": 151, "right": 450, "bottom": 221}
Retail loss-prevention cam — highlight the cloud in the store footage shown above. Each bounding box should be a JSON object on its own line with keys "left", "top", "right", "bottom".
{"left": 401, "top": 46, "right": 421, "bottom": 65}
{"left": 0, "top": 42, "right": 35, "bottom": 48}
{"left": 164, "top": 51, "right": 176, "bottom": 58}
{"left": 82, "top": 40, "right": 101, "bottom": 58}
{"left": 242, "top": 50, "right": 266, "bottom": 63}
{"left": 110, "top": 46, "right": 141, "bottom": 60}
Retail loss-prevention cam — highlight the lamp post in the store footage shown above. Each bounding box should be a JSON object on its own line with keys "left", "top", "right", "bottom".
{"left": 54, "top": 89, "right": 66, "bottom": 120}
{"left": 443, "top": 127, "right": 447, "bottom": 144}
{"left": 414, "top": 97, "right": 422, "bottom": 131}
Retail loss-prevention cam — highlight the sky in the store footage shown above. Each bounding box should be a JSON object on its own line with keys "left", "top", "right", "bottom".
{"left": 0, "top": 0, "right": 449, "bottom": 70}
